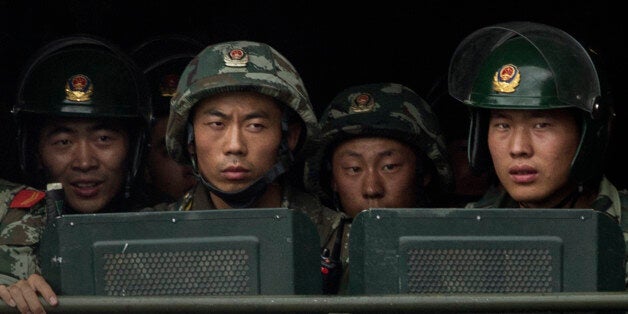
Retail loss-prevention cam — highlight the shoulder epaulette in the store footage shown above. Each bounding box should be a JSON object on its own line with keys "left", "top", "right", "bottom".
{"left": 10, "top": 189, "right": 46, "bottom": 209}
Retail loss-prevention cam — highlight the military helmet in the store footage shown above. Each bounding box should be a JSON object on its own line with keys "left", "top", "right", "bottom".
{"left": 304, "top": 82, "right": 454, "bottom": 207}
{"left": 130, "top": 35, "right": 204, "bottom": 117}
{"left": 166, "top": 40, "right": 318, "bottom": 165}
{"left": 13, "top": 34, "right": 151, "bottom": 187}
{"left": 448, "top": 21, "right": 613, "bottom": 184}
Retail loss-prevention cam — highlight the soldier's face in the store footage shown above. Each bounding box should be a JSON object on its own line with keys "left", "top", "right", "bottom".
{"left": 38, "top": 117, "right": 129, "bottom": 213}
{"left": 189, "top": 91, "right": 299, "bottom": 201}
{"left": 331, "top": 137, "right": 419, "bottom": 218}
{"left": 488, "top": 109, "right": 580, "bottom": 207}
{"left": 147, "top": 116, "right": 196, "bottom": 199}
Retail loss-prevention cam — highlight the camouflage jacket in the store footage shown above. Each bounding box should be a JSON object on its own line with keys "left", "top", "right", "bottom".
{"left": 466, "top": 176, "right": 628, "bottom": 286}
{"left": 148, "top": 179, "right": 346, "bottom": 249}
{"left": 0, "top": 179, "right": 46, "bottom": 285}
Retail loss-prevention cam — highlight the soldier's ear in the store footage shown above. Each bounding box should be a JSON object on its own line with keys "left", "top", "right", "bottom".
{"left": 287, "top": 122, "right": 301, "bottom": 151}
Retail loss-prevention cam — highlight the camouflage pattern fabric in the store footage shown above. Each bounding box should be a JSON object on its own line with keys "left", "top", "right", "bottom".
{"left": 146, "top": 177, "right": 345, "bottom": 249}
{"left": 304, "top": 82, "right": 453, "bottom": 207}
{"left": 0, "top": 179, "right": 46, "bottom": 285}
{"left": 166, "top": 40, "right": 319, "bottom": 166}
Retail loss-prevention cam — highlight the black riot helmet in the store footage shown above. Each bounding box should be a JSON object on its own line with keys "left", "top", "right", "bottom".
{"left": 130, "top": 35, "right": 205, "bottom": 118}
{"left": 13, "top": 34, "right": 152, "bottom": 192}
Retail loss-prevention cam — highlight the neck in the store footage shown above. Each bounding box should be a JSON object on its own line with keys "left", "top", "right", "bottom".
{"left": 518, "top": 182, "right": 596, "bottom": 209}
{"left": 211, "top": 182, "right": 282, "bottom": 209}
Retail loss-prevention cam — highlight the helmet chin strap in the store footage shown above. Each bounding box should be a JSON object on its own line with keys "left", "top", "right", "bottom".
{"left": 187, "top": 111, "right": 294, "bottom": 208}
{"left": 195, "top": 155, "right": 290, "bottom": 208}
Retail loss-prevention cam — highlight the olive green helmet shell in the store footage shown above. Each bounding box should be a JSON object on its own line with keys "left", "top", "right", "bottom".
{"left": 304, "top": 82, "right": 454, "bottom": 206}
{"left": 166, "top": 40, "right": 318, "bottom": 165}
{"left": 13, "top": 35, "right": 151, "bottom": 187}
{"left": 448, "top": 21, "right": 612, "bottom": 183}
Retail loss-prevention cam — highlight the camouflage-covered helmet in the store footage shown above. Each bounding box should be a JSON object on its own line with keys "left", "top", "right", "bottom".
{"left": 448, "top": 21, "right": 613, "bottom": 184}
{"left": 304, "top": 82, "right": 454, "bottom": 207}
{"left": 13, "top": 35, "right": 151, "bottom": 188}
{"left": 130, "top": 35, "right": 204, "bottom": 118}
{"left": 166, "top": 40, "right": 318, "bottom": 165}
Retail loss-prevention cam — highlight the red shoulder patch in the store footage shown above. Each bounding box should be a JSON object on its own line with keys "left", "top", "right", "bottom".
{"left": 10, "top": 189, "right": 46, "bottom": 209}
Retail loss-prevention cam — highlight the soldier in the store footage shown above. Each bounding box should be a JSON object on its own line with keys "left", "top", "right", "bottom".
{"left": 130, "top": 35, "right": 203, "bottom": 203}
{"left": 0, "top": 35, "right": 151, "bottom": 313}
{"left": 448, "top": 22, "right": 628, "bottom": 281}
{"left": 162, "top": 39, "right": 342, "bottom": 285}
{"left": 304, "top": 82, "right": 454, "bottom": 293}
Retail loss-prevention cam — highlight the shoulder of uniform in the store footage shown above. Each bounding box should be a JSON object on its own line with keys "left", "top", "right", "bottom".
{"left": 8, "top": 188, "right": 46, "bottom": 210}
{"left": 0, "top": 178, "right": 33, "bottom": 194}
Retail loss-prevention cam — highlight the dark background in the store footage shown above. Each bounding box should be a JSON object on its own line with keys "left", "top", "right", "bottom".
{"left": 0, "top": 0, "right": 625, "bottom": 189}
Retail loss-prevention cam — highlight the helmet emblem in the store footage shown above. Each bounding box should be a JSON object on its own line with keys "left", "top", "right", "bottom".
{"left": 159, "top": 73, "right": 180, "bottom": 97}
{"left": 65, "top": 74, "right": 93, "bottom": 102}
{"left": 350, "top": 93, "right": 375, "bottom": 113}
{"left": 492, "top": 64, "right": 521, "bottom": 93}
{"left": 224, "top": 48, "right": 249, "bottom": 67}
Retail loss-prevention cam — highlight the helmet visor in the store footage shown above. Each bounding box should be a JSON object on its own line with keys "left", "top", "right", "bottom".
{"left": 448, "top": 21, "right": 600, "bottom": 112}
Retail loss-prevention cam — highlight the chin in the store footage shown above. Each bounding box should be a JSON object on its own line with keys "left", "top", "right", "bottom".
{"left": 509, "top": 192, "right": 544, "bottom": 205}
{"left": 68, "top": 201, "right": 106, "bottom": 214}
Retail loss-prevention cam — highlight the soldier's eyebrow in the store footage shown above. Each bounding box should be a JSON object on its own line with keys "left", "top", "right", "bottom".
{"left": 199, "top": 108, "right": 272, "bottom": 120}
{"left": 42, "top": 125, "right": 76, "bottom": 137}
{"left": 489, "top": 110, "right": 510, "bottom": 119}
{"left": 243, "top": 110, "right": 271, "bottom": 120}
{"left": 338, "top": 148, "right": 401, "bottom": 158}
{"left": 203, "top": 109, "right": 227, "bottom": 118}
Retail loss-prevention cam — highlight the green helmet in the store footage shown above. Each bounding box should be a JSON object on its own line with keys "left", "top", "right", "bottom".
{"left": 166, "top": 40, "right": 318, "bottom": 208}
{"left": 304, "top": 82, "right": 453, "bottom": 208}
{"left": 448, "top": 21, "right": 613, "bottom": 184}
{"left": 13, "top": 35, "right": 151, "bottom": 189}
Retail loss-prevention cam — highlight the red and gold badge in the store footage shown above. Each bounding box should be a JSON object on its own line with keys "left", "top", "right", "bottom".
{"left": 65, "top": 74, "right": 93, "bottom": 102}
{"left": 160, "top": 74, "right": 180, "bottom": 97}
{"left": 223, "top": 48, "right": 249, "bottom": 67}
{"left": 350, "top": 93, "right": 375, "bottom": 113}
{"left": 492, "top": 64, "right": 520, "bottom": 93}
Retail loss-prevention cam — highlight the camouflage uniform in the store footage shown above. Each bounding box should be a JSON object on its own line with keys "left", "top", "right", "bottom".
{"left": 163, "top": 40, "right": 343, "bottom": 282}
{"left": 156, "top": 177, "right": 343, "bottom": 248}
{"left": 448, "top": 22, "right": 628, "bottom": 284}
{"left": 303, "top": 82, "right": 454, "bottom": 294}
{"left": 0, "top": 179, "right": 46, "bottom": 285}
